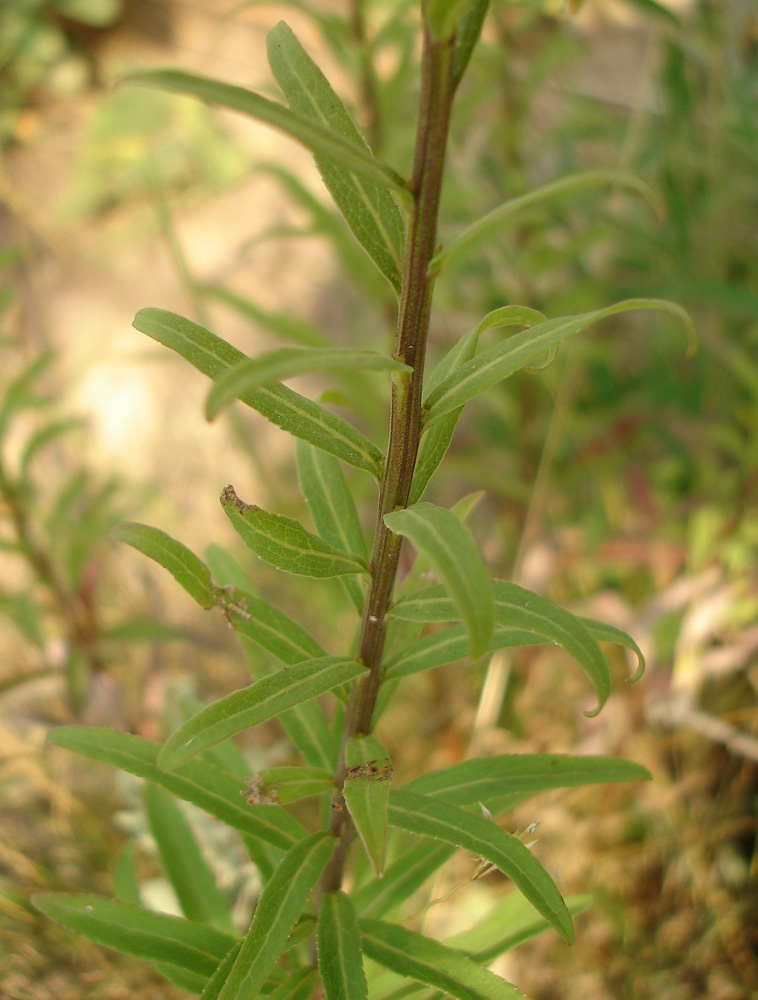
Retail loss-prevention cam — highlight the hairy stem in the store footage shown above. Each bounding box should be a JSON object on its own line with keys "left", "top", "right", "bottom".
{"left": 320, "top": 25, "right": 456, "bottom": 895}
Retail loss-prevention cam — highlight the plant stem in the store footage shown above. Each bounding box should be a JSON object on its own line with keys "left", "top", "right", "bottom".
{"left": 320, "top": 25, "right": 456, "bottom": 895}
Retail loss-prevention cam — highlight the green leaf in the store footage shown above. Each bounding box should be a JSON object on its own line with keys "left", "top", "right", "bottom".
{"left": 110, "top": 522, "right": 214, "bottom": 609}
{"left": 267, "top": 21, "right": 406, "bottom": 293}
{"left": 581, "top": 617, "right": 646, "bottom": 682}
{"left": 388, "top": 790, "right": 573, "bottom": 943}
{"left": 267, "top": 968, "right": 319, "bottom": 1000}
{"left": 383, "top": 624, "right": 544, "bottom": 680}
{"left": 404, "top": 754, "right": 652, "bottom": 805}
{"left": 144, "top": 784, "right": 235, "bottom": 934}
{"left": 359, "top": 917, "right": 531, "bottom": 1000}
{"left": 431, "top": 171, "right": 661, "bottom": 276}
{"left": 351, "top": 841, "right": 455, "bottom": 919}
{"left": 207, "top": 347, "right": 410, "bottom": 420}
{"left": 204, "top": 542, "right": 258, "bottom": 593}
{"left": 20, "top": 417, "right": 86, "bottom": 476}
{"left": 250, "top": 765, "right": 334, "bottom": 804}
{"left": 47, "top": 727, "right": 305, "bottom": 850}
{"left": 452, "top": 0, "right": 490, "bottom": 89}
{"left": 159, "top": 656, "right": 368, "bottom": 769}
{"left": 216, "top": 832, "right": 336, "bottom": 1000}
{"left": 156, "top": 960, "right": 208, "bottom": 993}
{"left": 411, "top": 328, "right": 480, "bottom": 504}
{"left": 318, "top": 891, "right": 368, "bottom": 1000}
{"left": 199, "top": 942, "right": 242, "bottom": 1000}
{"left": 133, "top": 308, "right": 383, "bottom": 478}
{"left": 122, "top": 69, "right": 408, "bottom": 195}
{"left": 218, "top": 586, "right": 326, "bottom": 663}
{"left": 202, "top": 284, "right": 329, "bottom": 347}
{"left": 220, "top": 486, "right": 369, "bottom": 579}
{"left": 215, "top": 586, "right": 338, "bottom": 770}
{"left": 31, "top": 894, "right": 237, "bottom": 977}
{"left": 99, "top": 618, "right": 191, "bottom": 644}
{"left": 112, "top": 842, "right": 141, "bottom": 906}
{"left": 383, "top": 503, "right": 493, "bottom": 660}
{"left": 296, "top": 440, "right": 367, "bottom": 612}
{"left": 424, "top": 299, "right": 697, "bottom": 423}
{"left": 425, "top": 0, "right": 473, "bottom": 41}
{"left": 343, "top": 735, "right": 392, "bottom": 876}
{"left": 0, "top": 350, "right": 55, "bottom": 437}
{"left": 446, "top": 891, "right": 592, "bottom": 965}
{"left": 389, "top": 580, "right": 614, "bottom": 714}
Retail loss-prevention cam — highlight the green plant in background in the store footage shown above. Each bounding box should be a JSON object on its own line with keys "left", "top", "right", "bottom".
{"left": 0, "top": 245, "right": 128, "bottom": 710}
{"left": 31, "top": 2, "right": 696, "bottom": 997}
{"left": 0, "top": 0, "right": 123, "bottom": 144}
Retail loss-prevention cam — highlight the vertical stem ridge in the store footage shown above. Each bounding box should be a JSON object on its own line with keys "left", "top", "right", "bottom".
{"left": 320, "top": 26, "right": 456, "bottom": 895}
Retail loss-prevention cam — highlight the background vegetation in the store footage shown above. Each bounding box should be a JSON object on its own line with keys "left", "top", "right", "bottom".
{"left": 1, "top": 1, "right": 756, "bottom": 997}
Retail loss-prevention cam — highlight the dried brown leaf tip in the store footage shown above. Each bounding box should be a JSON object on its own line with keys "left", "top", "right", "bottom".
{"left": 345, "top": 759, "right": 393, "bottom": 781}
{"left": 243, "top": 774, "right": 280, "bottom": 806}
{"left": 215, "top": 585, "right": 252, "bottom": 626}
{"left": 221, "top": 484, "right": 253, "bottom": 513}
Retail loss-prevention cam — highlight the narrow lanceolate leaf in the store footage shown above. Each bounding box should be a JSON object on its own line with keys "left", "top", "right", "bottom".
{"left": 217, "top": 585, "right": 337, "bottom": 770}
{"left": 199, "top": 941, "right": 242, "bottom": 1000}
{"left": 133, "top": 309, "right": 383, "bottom": 478}
{"left": 218, "top": 586, "right": 326, "bottom": 663}
{"left": 351, "top": 841, "right": 455, "bottom": 919}
{"left": 250, "top": 766, "right": 334, "bottom": 804}
{"left": 267, "top": 968, "right": 319, "bottom": 1000}
{"left": 267, "top": 22, "right": 406, "bottom": 293}
{"left": 424, "top": 299, "right": 697, "bottom": 423}
{"left": 110, "top": 523, "right": 214, "bottom": 609}
{"left": 384, "top": 503, "right": 493, "bottom": 660}
{"left": 388, "top": 790, "right": 573, "bottom": 943}
{"left": 425, "top": 0, "right": 473, "bottom": 41}
{"left": 296, "top": 440, "right": 367, "bottom": 612}
{"left": 411, "top": 328, "right": 480, "bottom": 504}
{"left": 359, "top": 918, "right": 531, "bottom": 1000}
{"left": 430, "top": 170, "right": 660, "bottom": 276}
{"left": 295, "top": 441, "right": 367, "bottom": 559}
{"left": 404, "top": 754, "right": 652, "bottom": 806}
{"left": 144, "top": 783, "right": 235, "bottom": 933}
{"left": 319, "top": 892, "right": 368, "bottom": 1000}
{"left": 112, "top": 842, "right": 140, "bottom": 906}
{"left": 217, "top": 832, "right": 336, "bottom": 1000}
{"left": 452, "top": 0, "right": 490, "bottom": 88}
{"left": 343, "top": 735, "right": 392, "bottom": 876}
{"left": 30, "top": 895, "right": 237, "bottom": 977}
{"left": 389, "top": 580, "right": 613, "bottom": 715}
{"left": 581, "top": 617, "right": 646, "bottom": 682}
{"left": 446, "top": 892, "right": 592, "bottom": 966}
{"left": 221, "top": 485, "right": 369, "bottom": 578}
{"left": 207, "top": 348, "right": 410, "bottom": 419}
{"left": 159, "top": 657, "right": 367, "bottom": 770}
{"left": 122, "top": 69, "right": 408, "bottom": 194}
{"left": 47, "top": 727, "right": 305, "bottom": 850}
{"left": 383, "top": 624, "right": 544, "bottom": 680}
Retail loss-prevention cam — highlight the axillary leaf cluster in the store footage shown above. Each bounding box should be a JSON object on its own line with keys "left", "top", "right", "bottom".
{"left": 34, "top": 2, "right": 693, "bottom": 998}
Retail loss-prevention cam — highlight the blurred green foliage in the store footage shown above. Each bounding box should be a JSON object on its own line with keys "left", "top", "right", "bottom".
{"left": 0, "top": 0, "right": 123, "bottom": 144}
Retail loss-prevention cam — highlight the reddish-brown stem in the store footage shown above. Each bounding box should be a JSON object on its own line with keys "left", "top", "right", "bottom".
{"left": 319, "top": 25, "right": 457, "bottom": 896}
